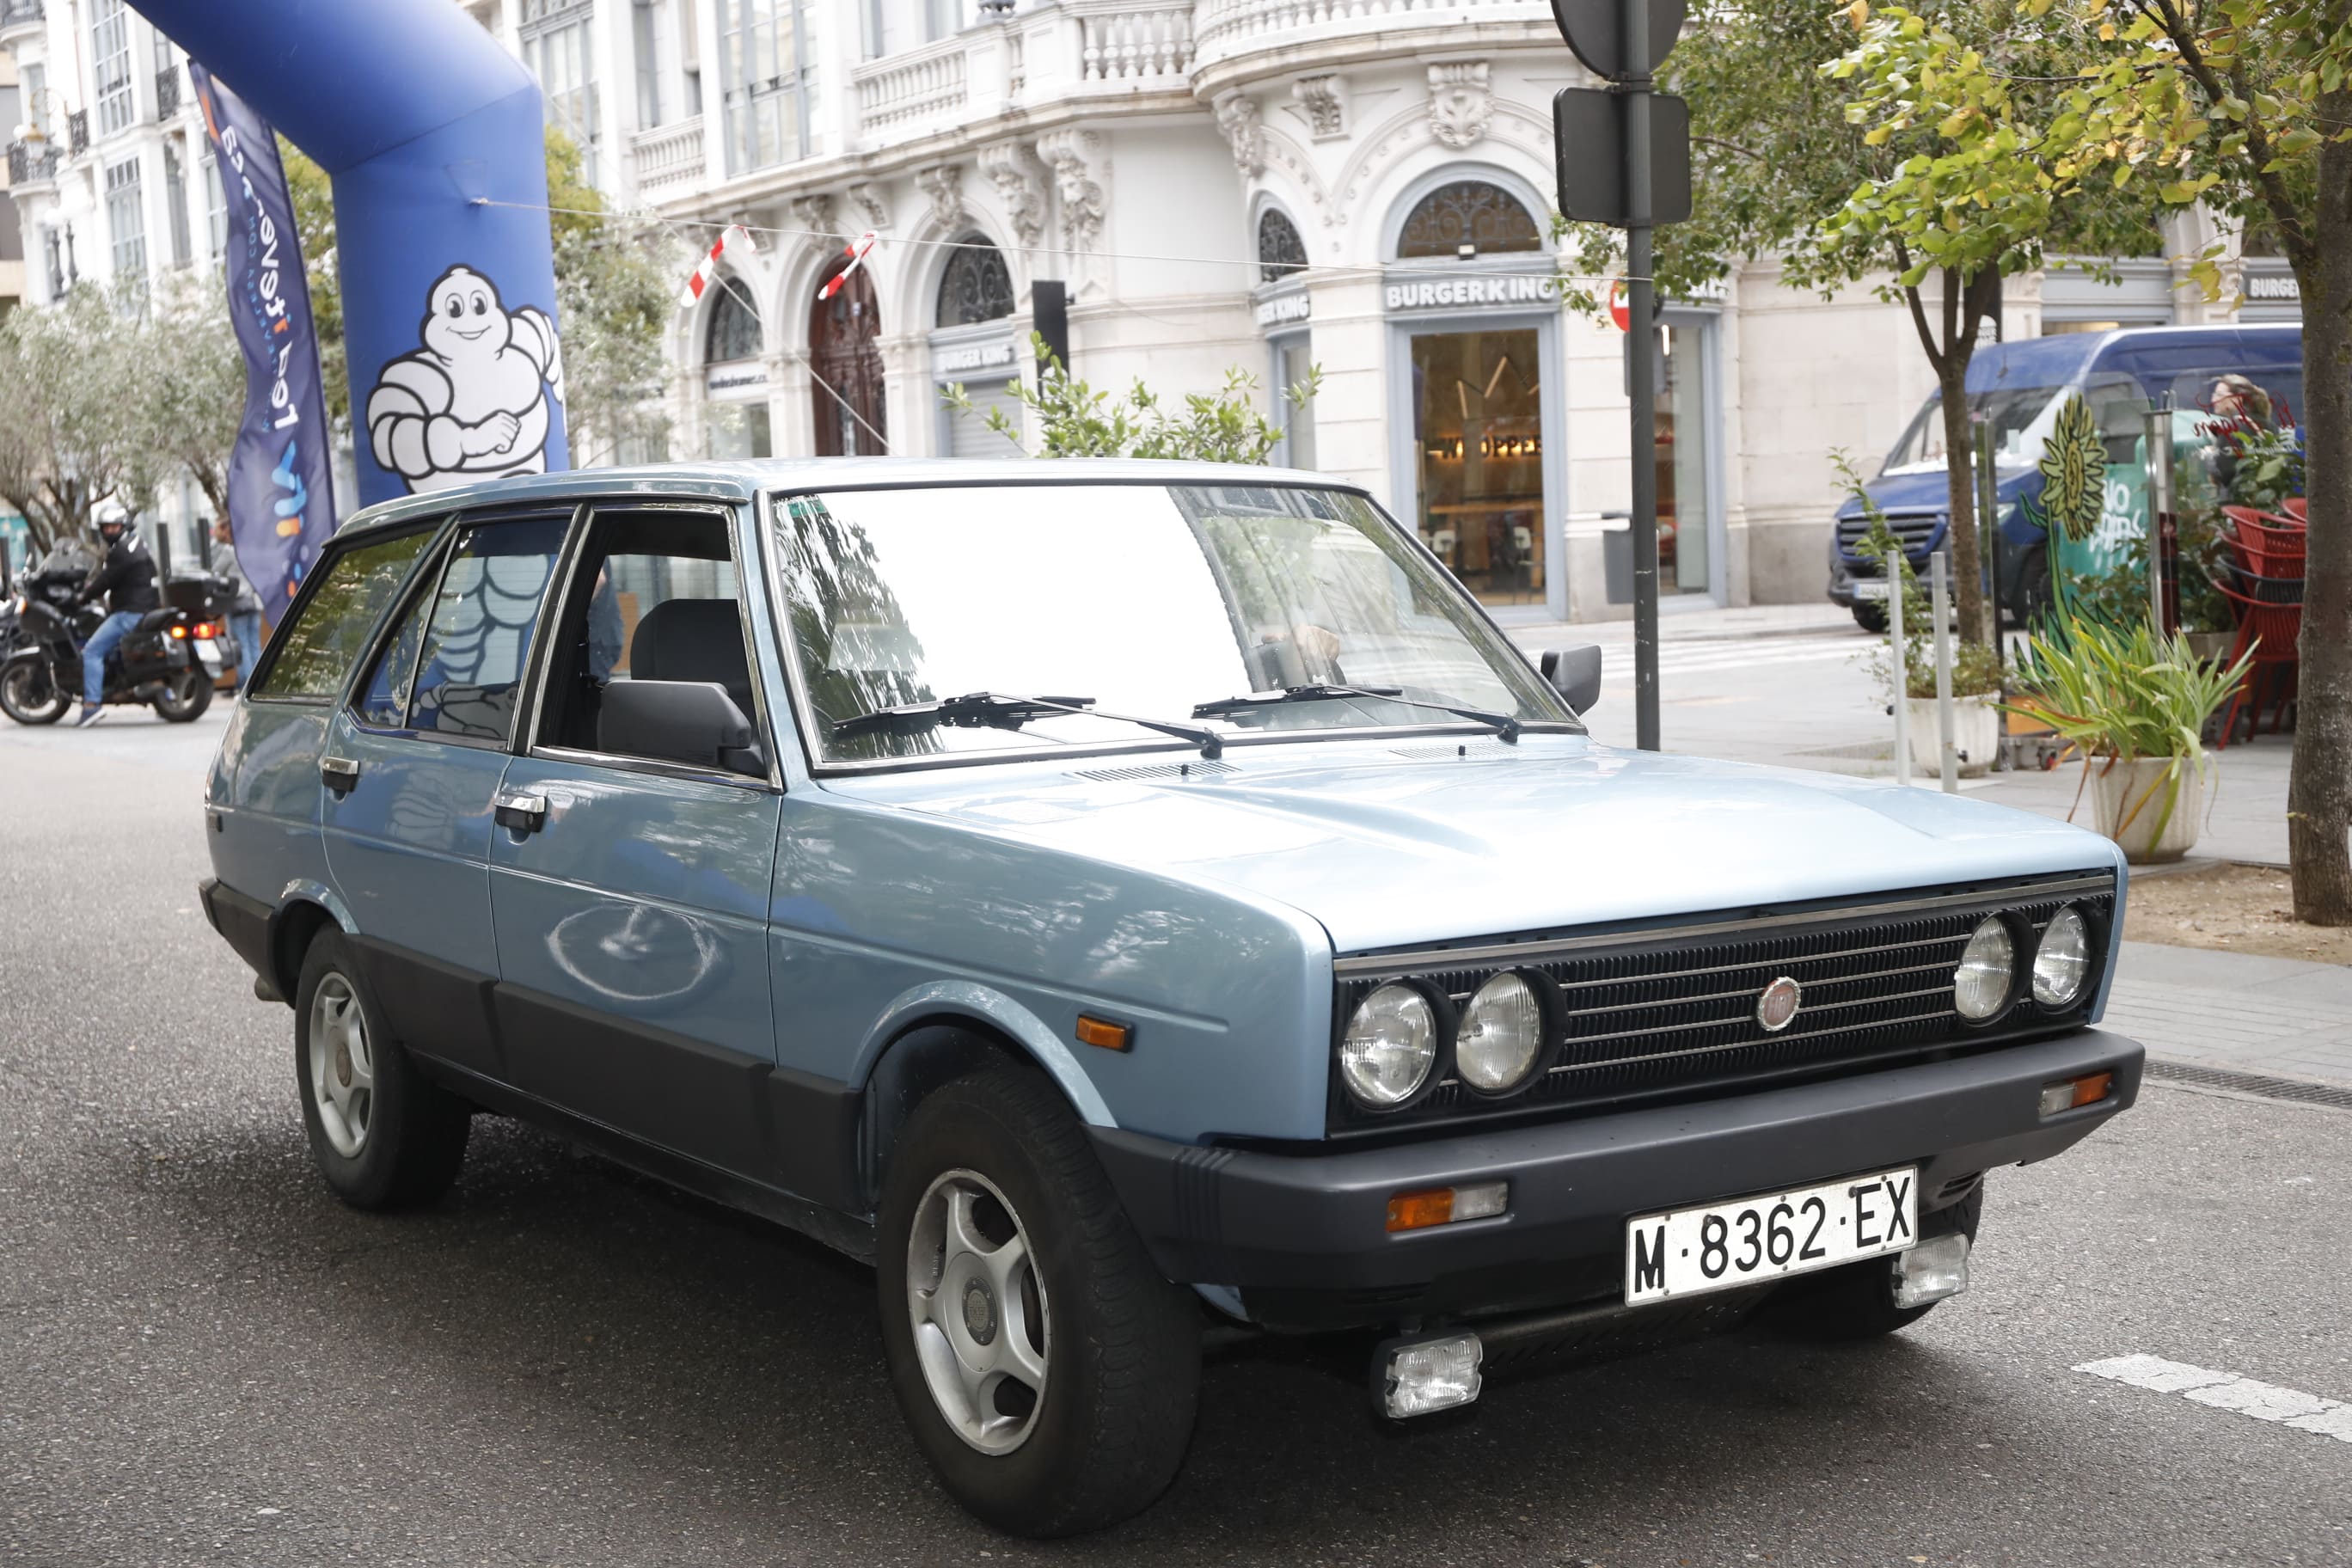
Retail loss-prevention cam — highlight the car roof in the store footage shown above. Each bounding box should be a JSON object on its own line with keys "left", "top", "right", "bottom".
{"left": 328, "top": 458, "right": 1357, "bottom": 541}
{"left": 1966, "top": 322, "right": 2303, "bottom": 395}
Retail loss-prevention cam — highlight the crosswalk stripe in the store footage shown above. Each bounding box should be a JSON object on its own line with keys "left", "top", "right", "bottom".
{"left": 2075, "top": 1354, "right": 2352, "bottom": 1444}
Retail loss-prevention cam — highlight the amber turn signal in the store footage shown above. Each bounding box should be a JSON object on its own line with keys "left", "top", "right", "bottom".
{"left": 1075, "top": 1014, "right": 1130, "bottom": 1051}
{"left": 1387, "top": 1188, "right": 1455, "bottom": 1232}
{"left": 2038, "top": 1070, "right": 2115, "bottom": 1117}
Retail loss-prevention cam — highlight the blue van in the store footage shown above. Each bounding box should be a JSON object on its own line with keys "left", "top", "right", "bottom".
{"left": 1825, "top": 324, "right": 2304, "bottom": 628}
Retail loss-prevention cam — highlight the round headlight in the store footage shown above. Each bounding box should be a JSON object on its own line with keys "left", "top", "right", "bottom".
{"left": 2032, "top": 905, "right": 2092, "bottom": 1008}
{"left": 1954, "top": 916, "right": 2015, "bottom": 1021}
{"left": 1456, "top": 971, "right": 1547, "bottom": 1093}
{"left": 1338, "top": 984, "right": 1438, "bottom": 1109}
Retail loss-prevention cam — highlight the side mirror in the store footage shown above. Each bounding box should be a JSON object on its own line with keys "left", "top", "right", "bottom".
{"left": 597, "top": 679, "right": 768, "bottom": 777}
{"left": 1539, "top": 645, "right": 1604, "bottom": 715}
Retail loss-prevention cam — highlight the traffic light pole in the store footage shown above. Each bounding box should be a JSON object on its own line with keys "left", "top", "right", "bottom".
{"left": 1621, "top": 0, "right": 1660, "bottom": 751}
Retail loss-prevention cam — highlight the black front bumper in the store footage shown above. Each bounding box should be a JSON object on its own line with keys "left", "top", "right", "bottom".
{"left": 1093, "top": 1030, "right": 2141, "bottom": 1330}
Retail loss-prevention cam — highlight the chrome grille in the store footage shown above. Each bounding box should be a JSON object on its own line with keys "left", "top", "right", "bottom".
{"left": 1836, "top": 511, "right": 1943, "bottom": 564}
{"left": 1330, "top": 874, "right": 2115, "bottom": 1131}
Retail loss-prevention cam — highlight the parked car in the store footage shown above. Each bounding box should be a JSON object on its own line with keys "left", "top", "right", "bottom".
{"left": 200, "top": 461, "right": 2142, "bottom": 1535}
{"left": 1827, "top": 323, "right": 2304, "bottom": 629}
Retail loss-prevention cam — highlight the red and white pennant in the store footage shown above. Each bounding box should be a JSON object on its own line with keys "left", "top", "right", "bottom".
{"left": 818, "top": 231, "right": 880, "bottom": 300}
{"left": 679, "top": 224, "right": 756, "bottom": 307}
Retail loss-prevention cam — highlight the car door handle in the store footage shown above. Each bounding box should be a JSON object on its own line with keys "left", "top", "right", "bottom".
{"left": 493, "top": 790, "right": 548, "bottom": 834}
{"left": 319, "top": 756, "right": 361, "bottom": 794}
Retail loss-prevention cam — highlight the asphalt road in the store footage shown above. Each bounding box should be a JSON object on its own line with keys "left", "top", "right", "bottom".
{"left": 3, "top": 710, "right": 2349, "bottom": 1567}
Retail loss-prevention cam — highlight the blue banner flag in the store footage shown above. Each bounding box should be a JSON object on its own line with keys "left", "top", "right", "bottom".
{"left": 189, "top": 64, "right": 336, "bottom": 623}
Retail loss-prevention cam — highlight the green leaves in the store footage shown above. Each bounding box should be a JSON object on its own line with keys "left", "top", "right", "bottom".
{"left": 945, "top": 335, "right": 1319, "bottom": 465}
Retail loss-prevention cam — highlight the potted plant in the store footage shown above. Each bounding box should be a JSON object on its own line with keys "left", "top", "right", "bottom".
{"left": 2003, "top": 616, "right": 2252, "bottom": 863}
{"left": 1842, "top": 461, "right": 2004, "bottom": 777}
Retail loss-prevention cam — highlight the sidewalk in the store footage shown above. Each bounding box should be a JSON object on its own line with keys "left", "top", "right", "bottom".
{"left": 2108, "top": 939, "right": 2352, "bottom": 1087}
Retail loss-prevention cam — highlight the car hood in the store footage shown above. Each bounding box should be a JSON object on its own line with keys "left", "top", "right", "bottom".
{"left": 828, "top": 737, "right": 2123, "bottom": 953}
{"left": 1835, "top": 467, "right": 2036, "bottom": 522}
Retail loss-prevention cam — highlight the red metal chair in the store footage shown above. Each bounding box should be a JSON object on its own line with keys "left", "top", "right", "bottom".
{"left": 2220, "top": 505, "right": 2306, "bottom": 583}
{"left": 2284, "top": 496, "right": 2307, "bottom": 524}
{"left": 2208, "top": 569, "right": 2301, "bottom": 747}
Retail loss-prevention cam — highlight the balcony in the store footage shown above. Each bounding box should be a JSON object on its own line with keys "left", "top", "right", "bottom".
{"left": 854, "top": 36, "right": 971, "bottom": 138}
{"left": 155, "top": 64, "right": 181, "bottom": 120}
{"left": 1192, "top": 0, "right": 1553, "bottom": 84}
{"left": 630, "top": 115, "right": 705, "bottom": 195}
{"left": 0, "top": 0, "right": 42, "bottom": 45}
{"left": 7, "top": 138, "right": 59, "bottom": 188}
{"left": 67, "top": 108, "right": 88, "bottom": 156}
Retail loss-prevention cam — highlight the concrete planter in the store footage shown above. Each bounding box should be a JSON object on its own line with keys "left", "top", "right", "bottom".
{"left": 2089, "top": 754, "right": 2206, "bottom": 863}
{"left": 1904, "top": 694, "right": 1999, "bottom": 779}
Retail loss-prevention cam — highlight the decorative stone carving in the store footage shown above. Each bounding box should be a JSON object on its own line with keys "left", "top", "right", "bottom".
{"left": 916, "top": 164, "right": 967, "bottom": 234}
{"left": 1214, "top": 94, "right": 1264, "bottom": 178}
{"left": 977, "top": 141, "right": 1048, "bottom": 252}
{"left": 1291, "top": 75, "right": 1349, "bottom": 141}
{"left": 1426, "top": 61, "right": 1492, "bottom": 150}
{"left": 1034, "top": 128, "right": 1105, "bottom": 254}
{"left": 848, "top": 182, "right": 891, "bottom": 232}
{"left": 789, "top": 193, "right": 839, "bottom": 251}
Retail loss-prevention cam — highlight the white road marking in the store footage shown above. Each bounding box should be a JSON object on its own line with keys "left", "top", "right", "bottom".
{"left": 2075, "top": 1353, "right": 2352, "bottom": 1444}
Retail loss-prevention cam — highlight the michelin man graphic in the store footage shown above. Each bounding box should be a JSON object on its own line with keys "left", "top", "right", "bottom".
{"left": 366, "top": 266, "right": 564, "bottom": 493}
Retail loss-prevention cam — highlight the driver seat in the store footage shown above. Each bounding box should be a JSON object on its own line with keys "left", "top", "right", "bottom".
{"left": 613, "top": 598, "right": 755, "bottom": 732}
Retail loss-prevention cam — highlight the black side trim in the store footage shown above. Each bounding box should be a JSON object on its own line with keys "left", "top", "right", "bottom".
{"left": 767, "top": 1064, "right": 866, "bottom": 1216}
{"left": 199, "top": 878, "right": 274, "bottom": 984}
{"left": 346, "top": 933, "right": 505, "bottom": 1081}
{"left": 420, "top": 1058, "right": 876, "bottom": 1264}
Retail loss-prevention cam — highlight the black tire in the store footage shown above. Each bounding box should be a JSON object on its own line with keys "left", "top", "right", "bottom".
{"left": 1758, "top": 1181, "right": 1984, "bottom": 1341}
{"left": 291, "top": 931, "right": 471, "bottom": 1210}
{"left": 877, "top": 1061, "right": 1201, "bottom": 1537}
{"left": 0, "top": 657, "right": 69, "bottom": 726}
{"left": 1850, "top": 602, "right": 1889, "bottom": 634}
{"left": 151, "top": 667, "right": 213, "bottom": 723}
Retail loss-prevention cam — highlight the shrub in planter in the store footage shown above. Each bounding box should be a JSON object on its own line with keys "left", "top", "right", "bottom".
{"left": 2002, "top": 617, "right": 2252, "bottom": 863}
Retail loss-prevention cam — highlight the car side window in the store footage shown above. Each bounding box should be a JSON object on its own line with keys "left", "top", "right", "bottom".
{"left": 405, "top": 516, "right": 570, "bottom": 744}
{"left": 536, "top": 506, "right": 756, "bottom": 769}
{"left": 251, "top": 529, "right": 433, "bottom": 701}
{"left": 352, "top": 552, "right": 438, "bottom": 730}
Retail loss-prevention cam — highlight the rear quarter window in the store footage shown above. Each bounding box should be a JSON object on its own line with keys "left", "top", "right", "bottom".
{"left": 253, "top": 529, "right": 435, "bottom": 701}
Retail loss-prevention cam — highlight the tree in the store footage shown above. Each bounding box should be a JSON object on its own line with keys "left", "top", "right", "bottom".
{"left": 0, "top": 283, "right": 151, "bottom": 554}
{"left": 283, "top": 126, "right": 679, "bottom": 461}
{"left": 139, "top": 279, "right": 246, "bottom": 525}
{"left": 944, "top": 336, "right": 1319, "bottom": 462}
{"left": 2024, "top": 0, "right": 2352, "bottom": 921}
{"left": 1563, "top": 0, "right": 2162, "bottom": 646}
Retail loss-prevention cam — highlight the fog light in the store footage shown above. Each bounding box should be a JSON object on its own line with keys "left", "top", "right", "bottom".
{"left": 2038, "top": 1070, "right": 2115, "bottom": 1117}
{"left": 1891, "top": 1233, "right": 1970, "bottom": 1308}
{"left": 1376, "top": 1332, "right": 1483, "bottom": 1418}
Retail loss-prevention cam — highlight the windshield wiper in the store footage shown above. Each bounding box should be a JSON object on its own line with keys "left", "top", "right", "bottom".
{"left": 831, "top": 691, "right": 1225, "bottom": 758}
{"left": 1191, "top": 683, "right": 1522, "bottom": 743}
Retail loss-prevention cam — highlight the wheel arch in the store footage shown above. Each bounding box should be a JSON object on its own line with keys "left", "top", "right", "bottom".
{"left": 267, "top": 880, "right": 358, "bottom": 1001}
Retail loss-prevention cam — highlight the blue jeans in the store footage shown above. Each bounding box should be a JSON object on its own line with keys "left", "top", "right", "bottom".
{"left": 229, "top": 610, "right": 262, "bottom": 689}
{"left": 82, "top": 609, "right": 142, "bottom": 706}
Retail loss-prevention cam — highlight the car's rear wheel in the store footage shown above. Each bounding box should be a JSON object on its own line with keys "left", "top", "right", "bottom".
{"left": 0, "top": 658, "right": 69, "bottom": 725}
{"left": 292, "top": 931, "right": 470, "bottom": 1210}
{"left": 1760, "top": 1182, "right": 1983, "bottom": 1339}
{"left": 876, "top": 1061, "right": 1200, "bottom": 1537}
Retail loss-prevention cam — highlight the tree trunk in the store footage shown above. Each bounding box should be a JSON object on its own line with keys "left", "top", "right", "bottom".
{"left": 1934, "top": 352, "right": 1989, "bottom": 646}
{"left": 2288, "top": 114, "right": 2352, "bottom": 924}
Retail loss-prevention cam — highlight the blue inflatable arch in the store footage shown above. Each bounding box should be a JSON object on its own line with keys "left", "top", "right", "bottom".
{"left": 137, "top": 0, "right": 567, "bottom": 507}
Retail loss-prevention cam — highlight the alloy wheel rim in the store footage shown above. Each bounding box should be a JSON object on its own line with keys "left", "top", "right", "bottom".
{"left": 905, "top": 1168, "right": 1050, "bottom": 1455}
{"left": 307, "top": 973, "right": 374, "bottom": 1158}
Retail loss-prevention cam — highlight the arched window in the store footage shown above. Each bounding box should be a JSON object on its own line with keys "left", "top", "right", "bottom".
{"left": 1258, "top": 208, "right": 1307, "bottom": 284}
{"left": 934, "top": 237, "right": 1015, "bottom": 328}
{"left": 703, "top": 280, "right": 763, "bottom": 364}
{"left": 1394, "top": 181, "right": 1541, "bottom": 259}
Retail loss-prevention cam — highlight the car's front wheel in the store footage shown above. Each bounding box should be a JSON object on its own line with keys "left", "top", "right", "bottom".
{"left": 292, "top": 931, "right": 471, "bottom": 1210}
{"left": 876, "top": 1061, "right": 1201, "bottom": 1537}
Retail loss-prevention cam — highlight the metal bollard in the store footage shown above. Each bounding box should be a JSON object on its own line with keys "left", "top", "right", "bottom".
{"left": 1932, "top": 551, "right": 1957, "bottom": 793}
{"left": 1890, "top": 559, "right": 1911, "bottom": 787}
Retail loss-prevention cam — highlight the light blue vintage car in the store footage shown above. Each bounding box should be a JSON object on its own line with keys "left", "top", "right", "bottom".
{"left": 199, "top": 460, "right": 2141, "bottom": 1535}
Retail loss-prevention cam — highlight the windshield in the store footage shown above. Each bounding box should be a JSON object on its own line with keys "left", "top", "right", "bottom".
{"left": 769, "top": 481, "right": 1571, "bottom": 766}
{"left": 1883, "top": 385, "right": 2069, "bottom": 475}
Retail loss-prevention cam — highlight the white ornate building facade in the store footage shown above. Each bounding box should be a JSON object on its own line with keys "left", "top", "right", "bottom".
{"left": 1, "top": 0, "right": 2308, "bottom": 614}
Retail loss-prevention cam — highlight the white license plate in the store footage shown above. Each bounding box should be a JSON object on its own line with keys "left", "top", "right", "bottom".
{"left": 1853, "top": 578, "right": 1891, "bottom": 600}
{"left": 1625, "top": 1166, "right": 1918, "bottom": 1304}
{"left": 193, "top": 639, "right": 223, "bottom": 671}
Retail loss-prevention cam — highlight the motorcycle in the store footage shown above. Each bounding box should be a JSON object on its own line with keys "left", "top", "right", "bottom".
{"left": 0, "top": 561, "right": 224, "bottom": 726}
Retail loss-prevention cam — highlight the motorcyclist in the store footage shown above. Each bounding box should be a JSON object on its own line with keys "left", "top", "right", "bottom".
{"left": 75, "top": 504, "right": 160, "bottom": 726}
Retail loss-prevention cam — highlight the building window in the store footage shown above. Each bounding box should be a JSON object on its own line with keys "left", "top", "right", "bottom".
{"left": 1258, "top": 208, "right": 1307, "bottom": 285}
{"left": 935, "top": 238, "right": 1014, "bottom": 328}
{"left": 18, "top": 65, "right": 45, "bottom": 139}
{"left": 634, "top": 0, "right": 664, "bottom": 128}
{"left": 204, "top": 154, "right": 227, "bottom": 260}
{"left": 91, "top": 0, "right": 136, "bottom": 137}
{"left": 105, "top": 155, "right": 146, "bottom": 282}
{"left": 1395, "top": 181, "right": 1541, "bottom": 259}
{"left": 164, "top": 144, "right": 193, "bottom": 266}
{"left": 925, "top": 0, "right": 967, "bottom": 41}
{"left": 717, "top": 0, "right": 805, "bottom": 175}
{"left": 704, "top": 279, "right": 763, "bottom": 363}
{"left": 525, "top": 0, "right": 601, "bottom": 184}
